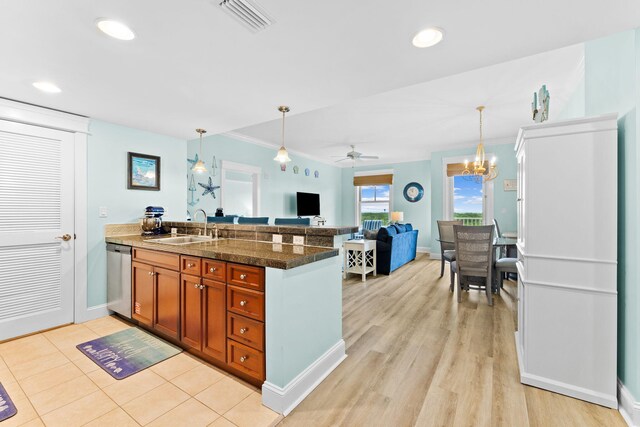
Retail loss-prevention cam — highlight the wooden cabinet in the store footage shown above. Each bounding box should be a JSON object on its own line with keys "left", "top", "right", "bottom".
{"left": 132, "top": 261, "right": 154, "bottom": 326}
{"left": 227, "top": 285, "right": 265, "bottom": 321}
{"left": 227, "top": 263, "right": 264, "bottom": 291}
{"left": 154, "top": 267, "right": 180, "bottom": 339}
{"left": 180, "top": 276, "right": 227, "bottom": 364}
{"left": 203, "top": 259, "right": 226, "bottom": 282}
{"left": 131, "top": 253, "right": 180, "bottom": 339}
{"left": 181, "top": 274, "right": 203, "bottom": 349}
{"left": 202, "top": 279, "right": 226, "bottom": 362}
{"left": 132, "top": 250, "right": 265, "bottom": 383}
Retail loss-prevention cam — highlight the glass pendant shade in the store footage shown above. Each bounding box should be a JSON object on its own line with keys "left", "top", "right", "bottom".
{"left": 192, "top": 159, "right": 207, "bottom": 173}
{"left": 274, "top": 146, "right": 292, "bottom": 163}
{"left": 193, "top": 128, "right": 207, "bottom": 173}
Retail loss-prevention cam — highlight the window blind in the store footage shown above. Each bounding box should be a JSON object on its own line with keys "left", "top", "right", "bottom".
{"left": 353, "top": 174, "right": 393, "bottom": 186}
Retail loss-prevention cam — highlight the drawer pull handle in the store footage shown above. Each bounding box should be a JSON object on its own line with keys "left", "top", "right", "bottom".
{"left": 239, "top": 328, "right": 248, "bottom": 334}
{"left": 240, "top": 274, "right": 247, "bottom": 280}
{"left": 239, "top": 300, "right": 248, "bottom": 307}
{"left": 240, "top": 356, "right": 249, "bottom": 363}
{"left": 199, "top": 284, "right": 205, "bottom": 290}
{"left": 209, "top": 267, "right": 217, "bottom": 273}
{"left": 194, "top": 283, "right": 199, "bottom": 289}
{"left": 187, "top": 263, "right": 195, "bottom": 268}
{"left": 148, "top": 271, "right": 153, "bottom": 276}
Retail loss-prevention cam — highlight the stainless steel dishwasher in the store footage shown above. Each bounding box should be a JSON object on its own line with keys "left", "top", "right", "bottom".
{"left": 106, "top": 243, "right": 132, "bottom": 319}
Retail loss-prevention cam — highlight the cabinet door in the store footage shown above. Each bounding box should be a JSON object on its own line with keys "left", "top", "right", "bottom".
{"left": 202, "top": 279, "right": 226, "bottom": 363}
{"left": 181, "top": 274, "right": 203, "bottom": 349}
{"left": 132, "top": 261, "right": 154, "bottom": 326}
{"left": 154, "top": 266, "right": 181, "bottom": 339}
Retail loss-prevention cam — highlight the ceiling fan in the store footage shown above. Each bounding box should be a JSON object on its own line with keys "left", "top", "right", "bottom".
{"left": 332, "top": 145, "right": 379, "bottom": 165}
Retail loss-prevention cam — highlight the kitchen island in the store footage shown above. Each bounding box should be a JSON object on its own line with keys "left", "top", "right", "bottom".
{"left": 105, "top": 228, "right": 352, "bottom": 415}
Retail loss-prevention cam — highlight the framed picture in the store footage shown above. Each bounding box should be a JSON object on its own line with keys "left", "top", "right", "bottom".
{"left": 127, "top": 152, "right": 160, "bottom": 191}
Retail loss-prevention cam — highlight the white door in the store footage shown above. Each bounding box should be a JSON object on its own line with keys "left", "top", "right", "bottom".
{"left": 0, "top": 119, "right": 75, "bottom": 340}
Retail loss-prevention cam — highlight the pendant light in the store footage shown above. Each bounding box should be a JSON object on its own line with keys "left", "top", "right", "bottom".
{"left": 274, "top": 106, "right": 292, "bottom": 163}
{"left": 463, "top": 106, "right": 498, "bottom": 182}
{"left": 192, "top": 128, "right": 208, "bottom": 173}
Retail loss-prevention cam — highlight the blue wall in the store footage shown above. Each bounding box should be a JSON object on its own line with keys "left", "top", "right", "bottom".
{"left": 187, "top": 134, "right": 345, "bottom": 225}
{"left": 429, "top": 141, "right": 518, "bottom": 252}
{"left": 87, "top": 120, "right": 187, "bottom": 306}
{"left": 584, "top": 29, "right": 640, "bottom": 399}
{"left": 340, "top": 160, "right": 431, "bottom": 248}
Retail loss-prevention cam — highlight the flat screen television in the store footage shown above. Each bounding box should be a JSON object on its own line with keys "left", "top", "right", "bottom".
{"left": 296, "top": 192, "right": 320, "bottom": 216}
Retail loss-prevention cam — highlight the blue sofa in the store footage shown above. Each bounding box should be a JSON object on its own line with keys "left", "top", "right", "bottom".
{"left": 376, "top": 223, "right": 418, "bottom": 274}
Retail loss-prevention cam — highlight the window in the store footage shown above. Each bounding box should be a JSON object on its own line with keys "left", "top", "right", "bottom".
{"left": 357, "top": 184, "right": 391, "bottom": 225}
{"left": 453, "top": 175, "right": 483, "bottom": 225}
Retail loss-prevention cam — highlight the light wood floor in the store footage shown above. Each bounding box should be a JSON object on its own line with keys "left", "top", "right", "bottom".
{"left": 280, "top": 254, "right": 625, "bottom": 427}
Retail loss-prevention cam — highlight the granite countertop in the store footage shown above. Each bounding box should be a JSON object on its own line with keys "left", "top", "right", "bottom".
{"left": 163, "top": 221, "right": 359, "bottom": 236}
{"left": 105, "top": 235, "right": 339, "bottom": 270}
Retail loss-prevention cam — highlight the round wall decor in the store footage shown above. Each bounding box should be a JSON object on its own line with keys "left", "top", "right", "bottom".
{"left": 403, "top": 182, "right": 424, "bottom": 202}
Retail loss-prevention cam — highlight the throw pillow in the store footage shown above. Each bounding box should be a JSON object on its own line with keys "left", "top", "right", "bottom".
{"left": 363, "top": 229, "right": 378, "bottom": 240}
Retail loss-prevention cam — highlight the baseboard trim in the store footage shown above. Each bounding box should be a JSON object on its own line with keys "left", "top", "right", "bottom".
{"left": 619, "top": 379, "right": 640, "bottom": 426}
{"left": 417, "top": 247, "right": 430, "bottom": 254}
{"left": 262, "top": 339, "right": 347, "bottom": 415}
{"left": 430, "top": 253, "right": 441, "bottom": 260}
{"left": 75, "top": 304, "right": 111, "bottom": 324}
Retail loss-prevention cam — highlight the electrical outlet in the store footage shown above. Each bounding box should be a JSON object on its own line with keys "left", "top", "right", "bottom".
{"left": 272, "top": 234, "right": 282, "bottom": 243}
{"left": 99, "top": 206, "right": 108, "bottom": 218}
{"left": 293, "top": 235, "right": 305, "bottom": 245}
{"left": 293, "top": 245, "right": 304, "bottom": 254}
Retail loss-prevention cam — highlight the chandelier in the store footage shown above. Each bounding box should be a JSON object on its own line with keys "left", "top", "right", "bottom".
{"left": 463, "top": 106, "right": 498, "bottom": 182}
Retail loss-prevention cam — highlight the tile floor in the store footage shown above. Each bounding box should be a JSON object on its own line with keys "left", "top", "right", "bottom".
{"left": 0, "top": 316, "right": 282, "bottom": 427}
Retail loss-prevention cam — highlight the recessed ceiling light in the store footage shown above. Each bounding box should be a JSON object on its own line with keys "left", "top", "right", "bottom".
{"left": 96, "top": 19, "right": 135, "bottom": 40}
{"left": 412, "top": 27, "right": 444, "bottom": 48}
{"left": 32, "top": 81, "right": 62, "bottom": 93}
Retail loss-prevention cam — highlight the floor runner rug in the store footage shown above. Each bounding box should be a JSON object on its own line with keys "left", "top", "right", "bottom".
{"left": 76, "top": 327, "right": 181, "bottom": 380}
{"left": 0, "top": 383, "right": 17, "bottom": 422}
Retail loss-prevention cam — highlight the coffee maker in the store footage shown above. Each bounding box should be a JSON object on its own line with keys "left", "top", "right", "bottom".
{"left": 141, "top": 206, "right": 166, "bottom": 235}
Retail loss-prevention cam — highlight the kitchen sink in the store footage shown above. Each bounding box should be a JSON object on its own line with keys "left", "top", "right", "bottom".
{"left": 152, "top": 235, "right": 221, "bottom": 245}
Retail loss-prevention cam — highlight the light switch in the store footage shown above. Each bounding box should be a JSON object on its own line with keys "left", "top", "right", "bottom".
{"left": 293, "top": 236, "right": 305, "bottom": 245}
{"left": 99, "top": 206, "right": 108, "bottom": 218}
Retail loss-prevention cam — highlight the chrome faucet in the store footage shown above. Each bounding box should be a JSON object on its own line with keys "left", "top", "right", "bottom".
{"left": 194, "top": 209, "right": 207, "bottom": 237}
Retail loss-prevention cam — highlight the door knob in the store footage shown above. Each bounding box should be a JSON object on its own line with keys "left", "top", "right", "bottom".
{"left": 55, "top": 234, "right": 72, "bottom": 241}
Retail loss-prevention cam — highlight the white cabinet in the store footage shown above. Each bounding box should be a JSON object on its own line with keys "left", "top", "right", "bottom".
{"left": 514, "top": 114, "right": 618, "bottom": 409}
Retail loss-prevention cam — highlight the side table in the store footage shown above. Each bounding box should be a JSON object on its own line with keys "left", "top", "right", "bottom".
{"left": 343, "top": 239, "right": 377, "bottom": 282}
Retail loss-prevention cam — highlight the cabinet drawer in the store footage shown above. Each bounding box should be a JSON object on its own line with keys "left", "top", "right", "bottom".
{"left": 227, "top": 313, "right": 264, "bottom": 351}
{"left": 227, "top": 286, "right": 264, "bottom": 321}
{"left": 227, "top": 263, "right": 264, "bottom": 291}
{"left": 181, "top": 255, "right": 201, "bottom": 276}
{"left": 133, "top": 248, "right": 180, "bottom": 271}
{"left": 227, "top": 339, "right": 264, "bottom": 381}
{"left": 202, "top": 259, "right": 226, "bottom": 282}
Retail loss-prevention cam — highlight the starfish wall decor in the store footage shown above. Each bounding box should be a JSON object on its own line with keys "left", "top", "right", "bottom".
{"left": 199, "top": 176, "right": 220, "bottom": 199}
{"left": 187, "top": 153, "right": 199, "bottom": 168}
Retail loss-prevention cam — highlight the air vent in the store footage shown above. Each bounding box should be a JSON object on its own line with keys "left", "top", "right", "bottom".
{"left": 219, "top": 0, "right": 274, "bottom": 33}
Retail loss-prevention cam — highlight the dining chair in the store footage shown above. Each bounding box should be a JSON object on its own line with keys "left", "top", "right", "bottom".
{"left": 494, "top": 257, "right": 517, "bottom": 294}
{"left": 437, "top": 220, "right": 462, "bottom": 280}
{"left": 493, "top": 218, "right": 506, "bottom": 258}
{"left": 451, "top": 225, "right": 495, "bottom": 306}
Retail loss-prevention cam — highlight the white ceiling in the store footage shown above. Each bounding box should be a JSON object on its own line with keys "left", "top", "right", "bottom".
{"left": 0, "top": 0, "right": 637, "bottom": 142}
{"left": 233, "top": 43, "right": 585, "bottom": 165}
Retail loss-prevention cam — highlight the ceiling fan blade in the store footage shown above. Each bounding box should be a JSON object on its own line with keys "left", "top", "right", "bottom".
{"left": 334, "top": 158, "right": 350, "bottom": 162}
{"left": 359, "top": 155, "right": 380, "bottom": 159}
